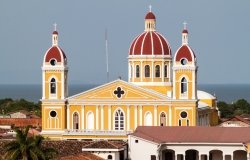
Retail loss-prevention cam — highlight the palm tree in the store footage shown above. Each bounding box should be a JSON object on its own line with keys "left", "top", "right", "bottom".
{"left": 4, "top": 126, "right": 57, "bottom": 160}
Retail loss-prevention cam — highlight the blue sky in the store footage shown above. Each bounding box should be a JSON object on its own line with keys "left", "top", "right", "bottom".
{"left": 0, "top": 1, "right": 249, "bottom": 84}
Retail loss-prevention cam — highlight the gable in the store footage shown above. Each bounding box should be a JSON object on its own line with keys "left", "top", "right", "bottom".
{"left": 67, "top": 80, "right": 168, "bottom": 101}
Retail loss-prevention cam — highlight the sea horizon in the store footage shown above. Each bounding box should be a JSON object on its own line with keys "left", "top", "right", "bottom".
{"left": 0, "top": 83, "right": 250, "bottom": 103}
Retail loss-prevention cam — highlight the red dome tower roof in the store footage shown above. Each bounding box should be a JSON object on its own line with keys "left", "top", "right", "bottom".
{"left": 145, "top": 12, "right": 156, "bottom": 19}
{"left": 175, "top": 45, "right": 196, "bottom": 62}
{"left": 129, "top": 31, "right": 171, "bottom": 56}
{"left": 44, "top": 46, "right": 67, "bottom": 63}
{"left": 43, "top": 30, "right": 67, "bottom": 64}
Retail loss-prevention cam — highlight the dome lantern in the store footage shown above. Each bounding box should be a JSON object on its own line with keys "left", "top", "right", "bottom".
{"left": 145, "top": 5, "right": 156, "bottom": 31}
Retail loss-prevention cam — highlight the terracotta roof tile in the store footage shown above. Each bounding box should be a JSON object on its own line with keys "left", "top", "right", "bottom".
{"left": 132, "top": 126, "right": 250, "bottom": 144}
{"left": 83, "top": 140, "right": 125, "bottom": 149}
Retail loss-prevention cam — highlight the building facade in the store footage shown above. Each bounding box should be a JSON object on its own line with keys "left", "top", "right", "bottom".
{"left": 129, "top": 126, "right": 250, "bottom": 160}
{"left": 41, "top": 9, "right": 218, "bottom": 140}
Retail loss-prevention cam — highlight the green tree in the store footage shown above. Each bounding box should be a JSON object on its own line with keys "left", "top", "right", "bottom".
{"left": 217, "top": 101, "right": 234, "bottom": 118}
{"left": 4, "top": 126, "right": 57, "bottom": 160}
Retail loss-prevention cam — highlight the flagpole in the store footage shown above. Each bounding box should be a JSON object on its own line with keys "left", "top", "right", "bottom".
{"left": 105, "top": 28, "right": 109, "bottom": 82}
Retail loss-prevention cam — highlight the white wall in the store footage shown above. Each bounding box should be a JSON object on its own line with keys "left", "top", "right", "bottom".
{"left": 93, "top": 151, "right": 119, "bottom": 160}
{"left": 129, "top": 135, "right": 158, "bottom": 160}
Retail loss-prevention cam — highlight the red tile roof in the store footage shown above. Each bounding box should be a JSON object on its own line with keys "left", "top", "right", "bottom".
{"left": 57, "top": 152, "right": 104, "bottom": 160}
{"left": 0, "top": 118, "right": 41, "bottom": 127}
{"left": 83, "top": 140, "right": 125, "bottom": 149}
{"left": 131, "top": 126, "right": 250, "bottom": 144}
{"left": 145, "top": 12, "right": 156, "bottom": 19}
{"left": 222, "top": 116, "right": 250, "bottom": 125}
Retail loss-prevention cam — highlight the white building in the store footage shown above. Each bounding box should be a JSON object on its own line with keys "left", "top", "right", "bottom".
{"left": 128, "top": 126, "right": 250, "bottom": 160}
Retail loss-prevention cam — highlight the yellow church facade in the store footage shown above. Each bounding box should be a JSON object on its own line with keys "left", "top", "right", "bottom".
{"left": 41, "top": 9, "right": 218, "bottom": 140}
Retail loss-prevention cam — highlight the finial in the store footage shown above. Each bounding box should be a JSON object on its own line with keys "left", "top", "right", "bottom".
{"left": 183, "top": 21, "right": 187, "bottom": 30}
{"left": 149, "top": 5, "right": 152, "bottom": 12}
{"left": 53, "top": 23, "right": 57, "bottom": 31}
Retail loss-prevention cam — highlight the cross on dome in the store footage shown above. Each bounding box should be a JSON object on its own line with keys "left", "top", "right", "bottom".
{"left": 54, "top": 23, "right": 57, "bottom": 31}
{"left": 149, "top": 5, "right": 152, "bottom": 12}
{"left": 183, "top": 21, "right": 187, "bottom": 30}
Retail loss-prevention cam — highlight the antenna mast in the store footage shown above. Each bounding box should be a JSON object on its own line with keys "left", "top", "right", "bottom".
{"left": 105, "top": 28, "right": 109, "bottom": 82}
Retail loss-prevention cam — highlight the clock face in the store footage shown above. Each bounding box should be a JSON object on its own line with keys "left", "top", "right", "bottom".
{"left": 50, "top": 59, "right": 56, "bottom": 66}
{"left": 181, "top": 58, "right": 187, "bottom": 65}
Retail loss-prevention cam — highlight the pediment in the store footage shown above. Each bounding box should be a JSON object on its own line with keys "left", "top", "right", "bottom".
{"left": 67, "top": 80, "right": 167, "bottom": 101}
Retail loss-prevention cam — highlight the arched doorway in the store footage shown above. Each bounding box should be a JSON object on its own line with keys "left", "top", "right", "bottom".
{"left": 144, "top": 112, "right": 152, "bottom": 126}
{"left": 209, "top": 150, "right": 222, "bottom": 160}
{"left": 160, "top": 112, "right": 166, "bottom": 126}
{"left": 162, "top": 149, "right": 175, "bottom": 160}
{"left": 233, "top": 150, "right": 247, "bottom": 160}
{"left": 185, "top": 149, "right": 198, "bottom": 160}
{"left": 73, "top": 112, "right": 79, "bottom": 129}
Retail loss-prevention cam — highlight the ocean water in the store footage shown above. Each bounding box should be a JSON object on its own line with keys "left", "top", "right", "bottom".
{"left": 0, "top": 84, "right": 249, "bottom": 103}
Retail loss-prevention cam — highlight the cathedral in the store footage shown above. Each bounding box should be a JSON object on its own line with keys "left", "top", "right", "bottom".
{"left": 41, "top": 9, "right": 218, "bottom": 140}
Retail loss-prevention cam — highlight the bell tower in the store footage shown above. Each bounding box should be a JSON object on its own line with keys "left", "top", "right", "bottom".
{"left": 173, "top": 23, "right": 197, "bottom": 100}
{"left": 42, "top": 24, "right": 68, "bottom": 100}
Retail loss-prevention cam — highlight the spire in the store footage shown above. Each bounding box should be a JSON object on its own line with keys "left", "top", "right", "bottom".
{"left": 145, "top": 5, "right": 156, "bottom": 31}
{"left": 52, "top": 23, "right": 58, "bottom": 46}
{"left": 182, "top": 21, "right": 188, "bottom": 45}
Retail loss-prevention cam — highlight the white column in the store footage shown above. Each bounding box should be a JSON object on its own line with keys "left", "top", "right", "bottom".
{"left": 151, "top": 61, "right": 154, "bottom": 82}
{"left": 42, "top": 71, "right": 45, "bottom": 99}
{"left": 173, "top": 70, "right": 176, "bottom": 99}
{"left": 108, "top": 105, "right": 111, "bottom": 130}
{"left": 192, "top": 71, "right": 195, "bottom": 99}
{"left": 101, "top": 105, "right": 104, "bottom": 130}
{"left": 161, "top": 61, "right": 164, "bottom": 82}
{"left": 154, "top": 105, "right": 157, "bottom": 126}
{"left": 132, "top": 61, "right": 135, "bottom": 82}
{"left": 96, "top": 105, "right": 99, "bottom": 130}
{"left": 61, "top": 71, "right": 64, "bottom": 99}
{"left": 169, "top": 104, "right": 172, "bottom": 126}
{"left": 134, "top": 105, "right": 138, "bottom": 129}
{"left": 67, "top": 105, "right": 70, "bottom": 130}
{"left": 81, "top": 105, "right": 85, "bottom": 130}
{"left": 140, "top": 61, "right": 143, "bottom": 81}
{"left": 127, "top": 105, "right": 130, "bottom": 130}
{"left": 139, "top": 105, "right": 142, "bottom": 126}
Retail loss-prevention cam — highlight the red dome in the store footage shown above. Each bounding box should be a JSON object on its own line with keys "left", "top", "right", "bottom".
{"left": 129, "top": 31, "right": 171, "bottom": 56}
{"left": 44, "top": 46, "right": 67, "bottom": 63}
{"left": 182, "top": 29, "right": 188, "bottom": 34}
{"left": 145, "top": 12, "right": 156, "bottom": 19}
{"left": 175, "top": 45, "right": 196, "bottom": 62}
{"left": 53, "top": 31, "right": 58, "bottom": 35}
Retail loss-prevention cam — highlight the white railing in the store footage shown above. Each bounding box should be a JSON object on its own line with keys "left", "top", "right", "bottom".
{"left": 63, "top": 129, "right": 133, "bottom": 136}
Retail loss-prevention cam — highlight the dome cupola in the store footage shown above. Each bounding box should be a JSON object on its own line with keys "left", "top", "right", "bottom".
{"left": 129, "top": 6, "right": 171, "bottom": 56}
{"left": 43, "top": 24, "right": 67, "bottom": 66}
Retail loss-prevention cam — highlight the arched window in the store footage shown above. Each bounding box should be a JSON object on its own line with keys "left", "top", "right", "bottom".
{"left": 164, "top": 65, "right": 168, "bottom": 78}
{"left": 86, "top": 112, "right": 94, "bottom": 130}
{"left": 155, "top": 65, "right": 160, "bottom": 77}
{"left": 160, "top": 112, "right": 166, "bottom": 126}
{"left": 107, "top": 155, "right": 112, "bottom": 160}
{"left": 73, "top": 112, "right": 79, "bottom": 129}
{"left": 178, "top": 119, "right": 182, "bottom": 126}
{"left": 50, "top": 78, "right": 56, "bottom": 94}
{"left": 181, "top": 77, "right": 187, "bottom": 94}
{"left": 145, "top": 65, "right": 150, "bottom": 77}
{"left": 136, "top": 65, "right": 140, "bottom": 78}
{"left": 115, "top": 109, "right": 124, "bottom": 130}
{"left": 144, "top": 112, "right": 152, "bottom": 126}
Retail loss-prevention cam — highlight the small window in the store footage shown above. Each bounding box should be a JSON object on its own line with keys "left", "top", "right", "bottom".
{"left": 107, "top": 155, "right": 112, "bottom": 160}
{"left": 135, "top": 139, "right": 138, "bottom": 143}
{"left": 50, "top": 59, "right": 56, "bottom": 66}
{"left": 178, "top": 119, "right": 182, "bottom": 126}
{"left": 181, "top": 58, "right": 187, "bottom": 65}
{"left": 155, "top": 65, "right": 160, "bottom": 77}
{"left": 180, "top": 111, "right": 187, "bottom": 118}
{"left": 187, "top": 119, "right": 190, "bottom": 126}
{"left": 164, "top": 65, "right": 168, "bottom": 78}
{"left": 151, "top": 155, "right": 156, "bottom": 160}
{"left": 181, "top": 77, "right": 187, "bottom": 94}
{"left": 145, "top": 65, "right": 150, "bottom": 77}
{"left": 50, "top": 111, "right": 57, "bottom": 117}
{"left": 50, "top": 78, "right": 56, "bottom": 94}
{"left": 136, "top": 65, "right": 140, "bottom": 78}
